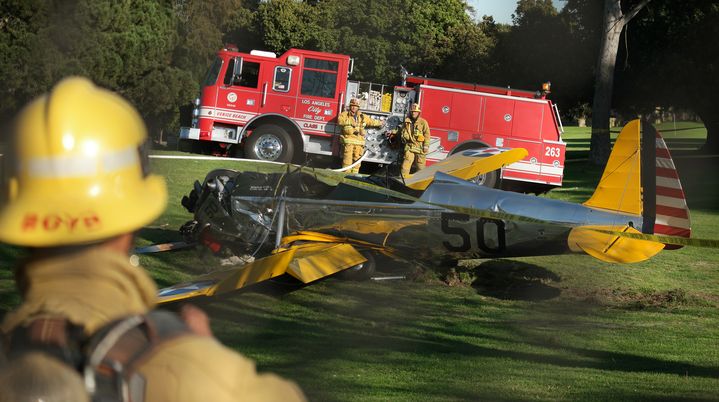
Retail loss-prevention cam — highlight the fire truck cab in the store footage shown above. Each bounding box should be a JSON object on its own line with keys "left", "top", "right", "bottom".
{"left": 179, "top": 46, "right": 566, "bottom": 191}
{"left": 181, "top": 47, "right": 351, "bottom": 162}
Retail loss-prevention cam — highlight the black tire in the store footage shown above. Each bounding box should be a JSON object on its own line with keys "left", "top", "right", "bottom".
{"left": 244, "top": 125, "right": 294, "bottom": 163}
{"left": 338, "top": 251, "right": 376, "bottom": 281}
{"left": 470, "top": 169, "right": 498, "bottom": 188}
{"left": 178, "top": 139, "right": 205, "bottom": 154}
{"left": 178, "top": 138, "right": 193, "bottom": 153}
{"left": 449, "top": 144, "right": 501, "bottom": 189}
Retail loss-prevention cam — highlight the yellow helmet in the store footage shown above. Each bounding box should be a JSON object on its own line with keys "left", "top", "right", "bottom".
{"left": 0, "top": 77, "right": 167, "bottom": 247}
{"left": 348, "top": 98, "right": 360, "bottom": 107}
{"left": 409, "top": 103, "right": 421, "bottom": 113}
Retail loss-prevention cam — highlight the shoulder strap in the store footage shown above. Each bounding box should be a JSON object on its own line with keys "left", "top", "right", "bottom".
{"left": 3, "top": 317, "right": 86, "bottom": 369}
{"left": 2, "top": 311, "right": 190, "bottom": 402}
{"left": 84, "top": 310, "right": 191, "bottom": 402}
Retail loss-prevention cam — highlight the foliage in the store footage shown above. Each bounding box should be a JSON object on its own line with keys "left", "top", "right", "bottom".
{"left": 615, "top": 0, "right": 719, "bottom": 151}
{"left": 173, "top": 0, "right": 252, "bottom": 80}
{"left": 569, "top": 102, "right": 592, "bottom": 120}
{"left": 0, "top": 0, "right": 716, "bottom": 152}
{"left": 255, "top": 0, "right": 321, "bottom": 52}
{"left": 0, "top": 0, "right": 197, "bottom": 141}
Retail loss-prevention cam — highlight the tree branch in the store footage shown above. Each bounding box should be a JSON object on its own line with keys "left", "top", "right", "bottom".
{"left": 623, "top": 0, "right": 651, "bottom": 24}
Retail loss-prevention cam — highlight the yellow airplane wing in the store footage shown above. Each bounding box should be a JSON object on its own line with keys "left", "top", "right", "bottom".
{"left": 403, "top": 147, "right": 528, "bottom": 190}
{"left": 157, "top": 234, "right": 376, "bottom": 304}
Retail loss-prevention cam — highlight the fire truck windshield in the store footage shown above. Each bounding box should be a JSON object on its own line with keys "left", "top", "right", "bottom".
{"left": 203, "top": 57, "right": 223, "bottom": 87}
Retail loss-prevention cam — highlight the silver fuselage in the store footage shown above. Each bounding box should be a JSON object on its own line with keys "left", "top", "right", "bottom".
{"left": 218, "top": 173, "right": 640, "bottom": 262}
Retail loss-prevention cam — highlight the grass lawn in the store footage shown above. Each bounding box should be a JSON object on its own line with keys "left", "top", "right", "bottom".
{"left": 562, "top": 121, "right": 707, "bottom": 161}
{"left": 1, "top": 123, "right": 718, "bottom": 401}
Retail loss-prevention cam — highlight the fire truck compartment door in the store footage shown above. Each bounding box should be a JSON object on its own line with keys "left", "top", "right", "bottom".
{"left": 483, "top": 97, "right": 514, "bottom": 137}
{"left": 426, "top": 136, "right": 448, "bottom": 160}
{"left": 510, "top": 102, "right": 544, "bottom": 140}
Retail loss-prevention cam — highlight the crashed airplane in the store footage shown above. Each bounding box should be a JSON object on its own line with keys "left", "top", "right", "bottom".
{"left": 158, "top": 120, "right": 691, "bottom": 303}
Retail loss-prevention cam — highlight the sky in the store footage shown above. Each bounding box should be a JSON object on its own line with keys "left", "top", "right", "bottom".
{"left": 467, "top": 0, "right": 567, "bottom": 25}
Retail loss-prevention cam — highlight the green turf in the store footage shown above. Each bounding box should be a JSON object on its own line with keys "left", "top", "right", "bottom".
{"left": 1, "top": 124, "right": 718, "bottom": 401}
{"left": 561, "top": 121, "right": 707, "bottom": 161}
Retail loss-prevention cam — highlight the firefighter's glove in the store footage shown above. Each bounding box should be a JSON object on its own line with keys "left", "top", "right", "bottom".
{"left": 423, "top": 146, "right": 429, "bottom": 154}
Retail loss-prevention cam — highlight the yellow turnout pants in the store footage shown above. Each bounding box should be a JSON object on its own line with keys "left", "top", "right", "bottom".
{"left": 401, "top": 150, "right": 426, "bottom": 177}
{"left": 342, "top": 143, "right": 364, "bottom": 174}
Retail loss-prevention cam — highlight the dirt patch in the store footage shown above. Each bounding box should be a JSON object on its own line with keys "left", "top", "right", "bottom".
{"left": 458, "top": 259, "right": 563, "bottom": 301}
{"left": 564, "top": 287, "right": 718, "bottom": 309}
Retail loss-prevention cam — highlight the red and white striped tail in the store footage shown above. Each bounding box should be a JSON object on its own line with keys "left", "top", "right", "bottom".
{"left": 654, "top": 131, "right": 691, "bottom": 245}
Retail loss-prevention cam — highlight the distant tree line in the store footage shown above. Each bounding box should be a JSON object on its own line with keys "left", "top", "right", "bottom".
{"left": 1, "top": 0, "right": 716, "bottom": 152}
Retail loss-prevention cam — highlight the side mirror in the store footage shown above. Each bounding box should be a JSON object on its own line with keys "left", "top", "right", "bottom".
{"left": 233, "top": 58, "right": 243, "bottom": 85}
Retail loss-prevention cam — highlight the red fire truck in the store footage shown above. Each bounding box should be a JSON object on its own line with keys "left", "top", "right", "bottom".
{"left": 179, "top": 46, "right": 566, "bottom": 190}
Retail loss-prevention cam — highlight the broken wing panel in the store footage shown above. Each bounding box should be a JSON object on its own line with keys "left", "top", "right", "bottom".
{"left": 212, "top": 251, "right": 296, "bottom": 295}
{"left": 404, "top": 148, "right": 528, "bottom": 190}
{"left": 156, "top": 252, "right": 294, "bottom": 304}
{"left": 157, "top": 242, "right": 367, "bottom": 303}
{"left": 285, "top": 243, "right": 367, "bottom": 283}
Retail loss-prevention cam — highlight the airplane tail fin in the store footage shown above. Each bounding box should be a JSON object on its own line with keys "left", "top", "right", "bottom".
{"left": 583, "top": 120, "right": 644, "bottom": 215}
{"left": 571, "top": 120, "right": 691, "bottom": 261}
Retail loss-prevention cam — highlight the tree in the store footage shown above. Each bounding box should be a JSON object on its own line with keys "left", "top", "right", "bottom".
{"left": 589, "top": 0, "right": 650, "bottom": 165}
{"left": 251, "top": 0, "right": 481, "bottom": 85}
{"left": 614, "top": 0, "right": 719, "bottom": 153}
{"left": 255, "top": 0, "right": 319, "bottom": 52}
{"left": 499, "top": 0, "right": 563, "bottom": 90}
{"left": 0, "top": 0, "right": 198, "bottom": 141}
{"left": 173, "top": 0, "right": 251, "bottom": 80}
{"left": 487, "top": 0, "right": 597, "bottom": 117}
{"left": 433, "top": 18, "right": 496, "bottom": 83}
{"left": 0, "top": 0, "right": 52, "bottom": 122}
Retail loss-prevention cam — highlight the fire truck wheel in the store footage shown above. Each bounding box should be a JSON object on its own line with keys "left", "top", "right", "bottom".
{"left": 450, "top": 145, "right": 500, "bottom": 188}
{"left": 470, "top": 169, "right": 498, "bottom": 188}
{"left": 245, "top": 125, "right": 294, "bottom": 162}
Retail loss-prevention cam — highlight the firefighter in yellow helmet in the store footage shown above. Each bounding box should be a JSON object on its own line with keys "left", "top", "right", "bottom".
{"left": 400, "top": 103, "right": 431, "bottom": 178}
{"left": 337, "top": 98, "right": 383, "bottom": 173}
{"left": 0, "top": 77, "right": 306, "bottom": 402}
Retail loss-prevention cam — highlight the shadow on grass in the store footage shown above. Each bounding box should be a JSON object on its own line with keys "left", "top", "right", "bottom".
{"left": 471, "top": 259, "right": 561, "bottom": 301}
{"left": 674, "top": 156, "right": 719, "bottom": 211}
{"left": 194, "top": 281, "right": 719, "bottom": 401}
{"left": 136, "top": 226, "right": 184, "bottom": 245}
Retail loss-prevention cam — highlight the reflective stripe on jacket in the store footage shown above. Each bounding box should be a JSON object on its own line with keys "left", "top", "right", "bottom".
{"left": 338, "top": 111, "right": 382, "bottom": 145}
{"left": 401, "top": 116, "right": 431, "bottom": 154}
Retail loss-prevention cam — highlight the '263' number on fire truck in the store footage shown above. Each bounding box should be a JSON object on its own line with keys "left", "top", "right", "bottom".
{"left": 440, "top": 212, "right": 506, "bottom": 253}
{"left": 545, "top": 146, "right": 561, "bottom": 158}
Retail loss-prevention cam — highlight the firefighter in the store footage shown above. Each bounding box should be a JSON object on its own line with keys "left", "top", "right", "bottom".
{"left": 338, "top": 98, "right": 383, "bottom": 173}
{"left": 399, "top": 103, "right": 431, "bottom": 178}
{"left": 0, "top": 77, "right": 306, "bottom": 402}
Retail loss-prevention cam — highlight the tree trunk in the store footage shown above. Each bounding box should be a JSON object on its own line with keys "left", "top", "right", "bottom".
{"left": 697, "top": 108, "right": 719, "bottom": 154}
{"left": 589, "top": 0, "right": 651, "bottom": 165}
{"left": 590, "top": 0, "right": 624, "bottom": 165}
